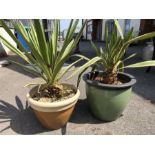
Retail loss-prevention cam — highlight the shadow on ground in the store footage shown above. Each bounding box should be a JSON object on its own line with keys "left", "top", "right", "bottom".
{"left": 0, "top": 97, "right": 106, "bottom": 134}
{"left": 0, "top": 96, "right": 50, "bottom": 134}
{"left": 124, "top": 46, "right": 155, "bottom": 104}
{"left": 0, "top": 96, "right": 68, "bottom": 135}
{"left": 70, "top": 99, "right": 106, "bottom": 124}
{"left": 127, "top": 67, "right": 155, "bottom": 104}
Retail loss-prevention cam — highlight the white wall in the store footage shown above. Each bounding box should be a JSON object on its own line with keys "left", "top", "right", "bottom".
{"left": 130, "top": 19, "right": 140, "bottom": 36}
{"left": 84, "top": 19, "right": 126, "bottom": 41}
{"left": 101, "top": 19, "right": 140, "bottom": 41}
{"left": 0, "top": 27, "right": 16, "bottom": 56}
{"left": 83, "top": 19, "right": 141, "bottom": 41}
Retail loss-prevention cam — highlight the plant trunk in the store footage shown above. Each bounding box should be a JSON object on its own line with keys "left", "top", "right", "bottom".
{"left": 103, "top": 70, "right": 118, "bottom": 84}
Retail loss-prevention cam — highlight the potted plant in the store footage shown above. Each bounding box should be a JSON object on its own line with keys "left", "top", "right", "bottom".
{"left": 69, "top": 19, "right": 155, "bottom": 121}
{"left": 0, "top": 19, "right": 85, "bottom": 129}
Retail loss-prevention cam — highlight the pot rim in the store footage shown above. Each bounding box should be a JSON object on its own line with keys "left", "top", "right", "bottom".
{"left": 83, "top": 71, "right": 136, "bottom": 90}
{"left": 26, "top": 83, "right": 80, "bottom": 109}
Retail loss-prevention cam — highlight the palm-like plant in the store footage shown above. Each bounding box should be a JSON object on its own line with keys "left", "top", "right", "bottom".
{"left": 0, "top": 19, "right": 86, "bottom": 96}
{"left": 69, "top": 19, "right": 155, "bottom": 85}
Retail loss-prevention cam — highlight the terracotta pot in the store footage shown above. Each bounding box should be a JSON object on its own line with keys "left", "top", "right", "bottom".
{"left": 27, "top": 84, "right": 80, "bottom": 130}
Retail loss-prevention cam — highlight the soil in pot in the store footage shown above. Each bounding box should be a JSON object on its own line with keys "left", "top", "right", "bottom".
{"left": 88, "top": 71, "right": 129, "bottom": 85}
{"left": 32, "top": 84, "right": 76, "bottom": 103}
{"left": 94, "top": 76, "right": 123, "bottom": 85}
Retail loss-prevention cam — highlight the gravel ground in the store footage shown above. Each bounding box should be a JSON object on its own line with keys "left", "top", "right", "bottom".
{"left": 0, "top": 41, "right": 155, "bottom": 135}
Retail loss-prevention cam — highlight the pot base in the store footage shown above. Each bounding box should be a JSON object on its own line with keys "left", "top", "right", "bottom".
{"left": 33, "top": 105, "right": 75, "bottom": 130}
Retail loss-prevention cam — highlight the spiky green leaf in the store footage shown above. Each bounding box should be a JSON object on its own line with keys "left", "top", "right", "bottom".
{"left": 124, "top": 61, "right": 155, "bottom": 68}
{"left": 67, "top": 56, "right": 102, "bottom": 79}
{"left": 114, "top": 19, "right": 124, "bottom": 39}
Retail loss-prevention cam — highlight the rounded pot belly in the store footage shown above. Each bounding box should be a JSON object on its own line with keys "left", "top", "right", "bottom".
{"left": 85, "top": 83, "right": 132, "bottom": 121}
{"left": 33, "top": 105, "right": 75, "bottom": 130}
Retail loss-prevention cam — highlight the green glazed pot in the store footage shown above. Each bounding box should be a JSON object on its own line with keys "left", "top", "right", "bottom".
{"left": 83, "top": 71, "right": 136, "bottom": 121}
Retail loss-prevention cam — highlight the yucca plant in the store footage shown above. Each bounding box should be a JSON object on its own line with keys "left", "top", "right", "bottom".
{"left": 69, "top": 19, "right": 155, "bottom": 85}
{"left": 0, "top": 19, "right": 86, "bottom": 98}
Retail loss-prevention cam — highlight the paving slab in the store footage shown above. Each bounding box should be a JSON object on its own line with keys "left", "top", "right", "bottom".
{"left": 0, "top": 41, "right": 155, "bottom": 135}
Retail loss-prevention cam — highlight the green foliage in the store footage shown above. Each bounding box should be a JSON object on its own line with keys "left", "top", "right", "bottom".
{"left": 0, "top": 19, "right": 86, "bottom": 86}
{"left": 68, "top": 19, "right": 155, "bottom": 83}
